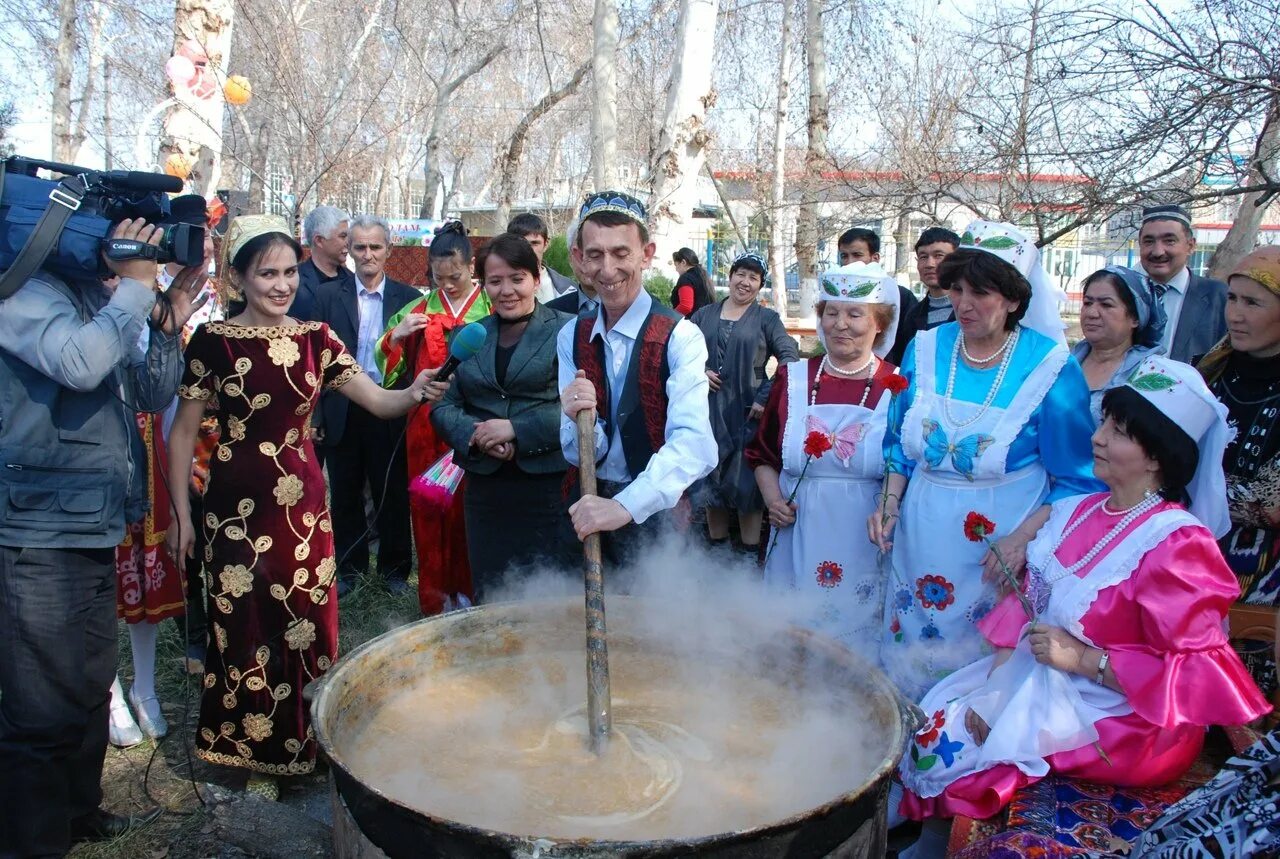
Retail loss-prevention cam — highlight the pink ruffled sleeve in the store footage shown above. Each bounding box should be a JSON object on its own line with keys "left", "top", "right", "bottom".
{"left": 1107, "top": 526, "right": 1271, "bottom": 728}
{"left": 978, "top": 591, "right": 1032, "bottom": 649}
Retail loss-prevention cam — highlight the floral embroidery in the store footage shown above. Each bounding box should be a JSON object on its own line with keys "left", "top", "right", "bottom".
{"left": 854, "top": 581, "right": 874, "bottom": 601}
{"left": 815, "top": 560, "right": 844, "bottom": 588}
{"left": 243, "top": 713, "right": 274, "bottom": 742}
{"left": 966, "top": 598, "right": 995, "bottom": 624}
{"left": 935, "top": 732, "right": 965, "bottom": 767}
{"left": 219, "top": 564, "right": 254, "bottom": 598}
{"left": 890, "top": 615, "right": 904, "bottom": 643}
{"left": 916, "top": 574, "right": 955, "bottom": 610}
{"left": 894, "top": 588, "right": 913, "bottom": 612}
{"left": 285, "top": 619, "right": 317, "bottom": 651}
{"left": 267, "top": 337, "right": 301, "bottom": 368}
{"left": 920, "top": 621, "right": 943, "bottom": 641}
{"left": 273, "top": 474, "right": 304, "bottom": 507}
{"left": 916, "top": 709, "right": 945, "bottom": 747}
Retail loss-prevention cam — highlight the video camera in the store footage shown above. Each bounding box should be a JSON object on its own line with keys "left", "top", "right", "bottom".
{"left": 0, "top": 155, "right": 207, "bottom": 299}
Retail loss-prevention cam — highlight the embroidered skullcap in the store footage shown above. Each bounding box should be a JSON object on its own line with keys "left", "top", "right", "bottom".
{"left": 578, "top": 190, "right": 647, "bottom": 226}
{"left": 959, "top": 220, "right": 1067, "bottom": 344}
{"left": 220, "top": 213, "right": 292, "bottom": 273}
{"left": 815, "top": 262, "right": 900, "bottom": 359}
{"left": 1123, "top": 355, "right": 1231, "bottom": 536}
{"left": 1141, "top": 204, "right": 1193, "bottom": 228}
{"left": 731, "top": 252, "right": 768, "bottom": 278}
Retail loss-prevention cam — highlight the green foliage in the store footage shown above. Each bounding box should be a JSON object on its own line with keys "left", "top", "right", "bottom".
{"left": 644, "top": 271, "right": 674, "bottom": 307}
{"left": 544, "top": 235, "right": 571, "bottom": 278}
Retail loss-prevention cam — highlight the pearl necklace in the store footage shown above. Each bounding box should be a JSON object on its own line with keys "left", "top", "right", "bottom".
{"left": 943, "top": 327, "right": 1020, "bottom": 428}
{"left": 960, "top": 331, "right": 1014, "bottom": 365}
{"left": 811, "top": 356, "right": 877, "bottom": 408}
{"left": 1043, "top": 492, "right": 1162, "bottom": 584}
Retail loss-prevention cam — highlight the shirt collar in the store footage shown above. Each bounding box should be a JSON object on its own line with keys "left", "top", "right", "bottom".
{"left": 590, "top": 288, "right": 651, "bottom": 342}
{"left": 1141, "top": 264, "right": 1190, "bottom": 294}
{"left": 357, "top": 274, "right": 386, "bottom": 297}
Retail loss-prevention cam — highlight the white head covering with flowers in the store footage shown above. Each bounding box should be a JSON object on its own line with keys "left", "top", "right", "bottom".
{"left": 959, "top": 220, "right": 1067, "bottom": 345}
{"left": 1122, "top": 355, "right": 1231, "bottom": 537}
{"left": 816, "top": 261, "right": 901, "bottom": 359}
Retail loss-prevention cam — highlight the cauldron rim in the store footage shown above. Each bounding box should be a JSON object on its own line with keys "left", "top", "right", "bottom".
{"left": 312, "top": 596, "right": 916, "bottom": 856}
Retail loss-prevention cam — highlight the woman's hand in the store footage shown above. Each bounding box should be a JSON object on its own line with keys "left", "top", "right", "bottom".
{"left": 488, "top": 442, "right": 516, "bottom": 461}
{"left": 748, "top": 402, "right": 765, "bottom": 421}
{"left": 868, "top": 493, "right": 900, "bottom": 552}
{"left": 472, "top": 419, "right": 516, "bottom": 452}
{"left": 964, "top": 708, "right": 991, "bottom": 745}
{"left": 391, "top": 312, "right": 429, "bottom": 345}
{"left": 765, "top": 496, "right": 797, "bottom": 529}
{"left": 706, "top": 369, "right": 722, "bottom": 392}
{"left": 982, "top": 530, "right": 1031, "bottom": 591}
{"left": 165, "top": 516, "right": 195, "bottom": 576}
{"left": 408, "top": 368, "right": 449, "bottom": 405}
{"left": 1027, "top": 623, "right": 1088, "bottom": 673}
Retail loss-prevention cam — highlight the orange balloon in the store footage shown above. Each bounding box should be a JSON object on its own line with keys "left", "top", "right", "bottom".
{"left": 164, "top": 153, "right": 192, "bottom": 180}
{"left": 224, "top": 75, "right": 252, "bottom": 106}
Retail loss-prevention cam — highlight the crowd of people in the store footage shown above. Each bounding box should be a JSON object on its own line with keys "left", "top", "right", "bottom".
{"left": 3, "top": 186, "right": 1279, "bottom": 858}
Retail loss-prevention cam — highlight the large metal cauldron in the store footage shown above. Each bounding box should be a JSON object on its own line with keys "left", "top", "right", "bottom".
{"left": 311, "top": 597, "right": 919, "bottom": 858}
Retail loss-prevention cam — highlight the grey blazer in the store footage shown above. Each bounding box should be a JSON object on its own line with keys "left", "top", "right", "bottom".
{"left": 1170, "top": 273, "right": 1228, "bottom": 364}
{"left": 545, "top": 266, "right": 577, "bottom": 297}
{"left": 429, "top": 302, "right": 572, "bottom": 475}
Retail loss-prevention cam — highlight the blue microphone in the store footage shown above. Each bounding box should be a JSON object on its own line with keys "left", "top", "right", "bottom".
{"left": 432, "top": 321, "right": 488, "bottom": 382}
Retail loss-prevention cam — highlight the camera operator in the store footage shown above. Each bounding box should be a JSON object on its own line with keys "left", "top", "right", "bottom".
{"left": 0, "top": 217, "right": 208, "bottom": 857}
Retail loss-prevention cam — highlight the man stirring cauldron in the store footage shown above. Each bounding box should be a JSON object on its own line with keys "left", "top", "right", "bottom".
{"left": 558, "top": 191, "right": 716, "bottom": 564}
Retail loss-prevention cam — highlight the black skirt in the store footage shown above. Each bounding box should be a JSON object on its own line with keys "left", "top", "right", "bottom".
{"left": 462, "top": 466, "right": 570, "bottom": 601}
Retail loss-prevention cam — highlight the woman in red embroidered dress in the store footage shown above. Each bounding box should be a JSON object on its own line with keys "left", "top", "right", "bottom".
{"left": 167, "top": 215, "right": 445, "bottom": 798}
{"left": 376, "top": 221, "right": 492, "bottom": 615}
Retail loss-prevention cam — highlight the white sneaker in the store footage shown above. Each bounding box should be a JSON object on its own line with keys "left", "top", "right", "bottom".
{"left": 129, "top": 686, "right": 168, "bottom": 739}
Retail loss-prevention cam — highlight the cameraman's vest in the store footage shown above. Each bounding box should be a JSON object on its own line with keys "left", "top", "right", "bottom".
{"left": 0, "top": 273, "right": 146, "bottom": 548}
{"left": 572, "top": 303, "right": 680, "bottom": 479}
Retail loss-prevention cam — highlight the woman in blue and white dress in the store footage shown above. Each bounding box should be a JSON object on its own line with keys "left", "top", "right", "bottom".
{"left": 868, "top": 221, "right": 1101, "bottom": 700}
{"left": 748, "top": 263, "right": 901, "bottom": 657}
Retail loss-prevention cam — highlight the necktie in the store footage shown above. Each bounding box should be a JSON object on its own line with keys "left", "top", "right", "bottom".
{"left": 1147, "top": 276, "right": 1169, "bottom": 299}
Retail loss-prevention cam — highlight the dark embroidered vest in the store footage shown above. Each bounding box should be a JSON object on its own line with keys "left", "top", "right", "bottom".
{"left": 573, "top": 303, "right": 680, "bottom": 479}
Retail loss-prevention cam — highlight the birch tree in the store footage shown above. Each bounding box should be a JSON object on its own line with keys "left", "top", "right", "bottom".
{"left": 794, "top": 0, "right": 828, "bottom": 316}
{"left": 591, "top": 0, "right": 619, "bottom": 189}
{"left": 768, "top": 0, "right": 794, "bottom": 315}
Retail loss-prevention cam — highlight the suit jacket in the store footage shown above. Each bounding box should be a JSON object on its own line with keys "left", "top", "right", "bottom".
{"left": 429, "top": 302, "right": 572, "bottom": 476}
{"left": 293, "top": 258, "right": 354, "bottom": 322}
{"left": 546, "top": 290, "right": 594, "bottom": 315}
{"left": 887, "top": 291, "right": 952, "bottom": 367}
{"left": 1170, "top": 273, "right": 1228, "bottom": 364}
{"left": 545, "top": 266, "right": 576, "bottom": 296}
{"left": 312, "top": 275, "right": 420, "bottom": 446}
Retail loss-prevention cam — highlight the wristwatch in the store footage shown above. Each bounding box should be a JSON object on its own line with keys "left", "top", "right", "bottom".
{"left": 1094, "top": 650, "right": 1110, "bottom": 685}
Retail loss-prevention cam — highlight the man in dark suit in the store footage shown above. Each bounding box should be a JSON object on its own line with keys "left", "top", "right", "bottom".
{"left": 547, "top": 216, "right": 598, "bottom": 316}
{"left": 293, "top": 205, "right": 352, "bottom": 321}
{"left": 1138, "top": 204, "right": 1227, "bottom": 364}
{"left": 312, "top": 214, "right": 419, "bottom": 596}
{"left": 508, "top": 212, "right": 576, "bottom": 303}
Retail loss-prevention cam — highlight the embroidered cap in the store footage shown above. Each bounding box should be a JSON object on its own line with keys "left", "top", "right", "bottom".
{"left": 731, "top": 252, "right": 769, "bottom": 278}
{"left": 221, "top": 213, "right": 292, "bottom": 273}
{"left": 958, "top": 219, "right": 1067, "bottom": 344}
{"left": 1121, "top": 355, "right": 1231, "bottom": 536}
{"left": 1141, "top": 204, "right": 1192, "bottom": 228}
{"left": 816, "top": 262, "right": 900, "bottom": 359}
{"left": 578, "top": 190, "right": 647, "bottom": 226}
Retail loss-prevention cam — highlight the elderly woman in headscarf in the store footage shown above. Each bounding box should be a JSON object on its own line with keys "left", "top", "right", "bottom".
{"left": 1071, "top": 266, "right": 1167, "bottom": 426}
{"left": 690, "top": 253, "right": 799, "bottom": 556}
{"left": 746, "top": 262, "right": 901, "bottom": 652}
{"left": 1198, "top": 246, "right": 1280, "bottom": 698}
{"left": 868, "top": 221, "right": 1102, "bottom": 701}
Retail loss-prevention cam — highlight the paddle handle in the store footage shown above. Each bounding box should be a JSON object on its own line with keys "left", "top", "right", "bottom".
{"left": 576, "top": 408, "right": 612, "bottom": 752}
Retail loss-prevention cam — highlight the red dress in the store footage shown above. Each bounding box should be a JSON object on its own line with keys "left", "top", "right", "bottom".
{"left": 377, "top": 288, "right": 490, "bottom": 615}
{"left": 180, "top": 321, "right": 359, "bottom": 775}
{"left": 115, "top": 411, "right": 186, "bottom": 623}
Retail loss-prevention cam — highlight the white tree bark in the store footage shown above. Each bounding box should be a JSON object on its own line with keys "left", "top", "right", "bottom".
{"left": 794, "top": 0, "right": 828, "bottom": 319}
{"left": 419, "top": 44, "right": 503, "bottom": 219}
{"left": 51, "top": 0, "right": 77, "bottom": 162}
{"left": 649, "top": 0, "right": 719, "bottom": 271}
{"left": 158, "top": 0, "right": 235, "bottom": 197}
{"left": 768, "top": 0, "right": 793, "bottom": 316}
{"left": 1209, "top": 99, "right": 1280, "bottom": 280}
{"left": 591, "top": 0, "right": 619, "bottom": 190}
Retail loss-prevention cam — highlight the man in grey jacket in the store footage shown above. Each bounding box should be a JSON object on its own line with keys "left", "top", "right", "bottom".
{"left": 0, "top": 218, "right": 207, "bottom": 857}
{"left": 1138, "top": 204, "right": 1228, "bottom": 364}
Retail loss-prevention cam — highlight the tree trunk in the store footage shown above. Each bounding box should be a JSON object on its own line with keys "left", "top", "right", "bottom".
{"left": 102, "top": 58, "right": 113, "bottom": 168}
{"left": 246, "top": 114, "right": 272, "bottom": 212}
{"left": 591, "top": 0, "right": 619, "bottom": 190}
{"left": 1209, "top": 99, "right": 1280, "bottom": 280}
{"left": 158, "top": 0, "right": 236, "bottom": 197}
{"left": 795, "top": 0, "right": 829, "bottom": 319}
{"left": 893, "top": 210, "right": 911, "bottom": 275}
{"left": 768, "top": 0, "right": 793, "bottom": 316}
{"left": 418, "top": 45, "right": 503, "bottom": 219}
{"left": 649, "top": 0, "right": 720, "bottom": 270}
{"left": 51, "top": 0, "right": 77, "bottom": 162}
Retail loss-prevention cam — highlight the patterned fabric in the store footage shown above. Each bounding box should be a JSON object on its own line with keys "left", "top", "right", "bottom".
{"left": 180, "top": 321, "right": 358, "bottom": 774}
{"left": 115, "top": 412, "right": 185, "bottom": 623}
{"left": 377, "top": 288, "right": 491, "bottom": 615}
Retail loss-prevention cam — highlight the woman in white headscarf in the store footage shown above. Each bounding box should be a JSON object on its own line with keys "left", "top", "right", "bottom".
{"left": 868, "top": 221, "right": 1102, "bottom": 701}
{"left": 746, "top": 262, "right": 900, "bottom": 654}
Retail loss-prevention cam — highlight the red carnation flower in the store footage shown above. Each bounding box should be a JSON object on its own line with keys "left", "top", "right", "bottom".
{"left": 963, "top": 511, "right": 996, "bottom": 543}
{"left": 803, "top": 430, "right": 833, "bottom": 458}
{"left": 883, "top": 374, "right": 908, "bottom": 395}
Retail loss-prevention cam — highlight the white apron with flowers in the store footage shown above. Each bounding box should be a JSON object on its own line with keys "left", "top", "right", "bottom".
{"left": 881, "top": 328, "right": 1068, "bottom": 701}
{"left": 901, "top": 497, "right": 1196, "bottom": 798}
{"left": 764, "top": 364, "right": 892, "bottom": 662}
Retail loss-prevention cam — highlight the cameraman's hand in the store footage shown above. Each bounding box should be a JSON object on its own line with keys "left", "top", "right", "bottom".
{"left": 104, "top": 219, "right": 163, "bottom": 284}
{"left": 157, "top": 264, "right": 210, "bottom": 335}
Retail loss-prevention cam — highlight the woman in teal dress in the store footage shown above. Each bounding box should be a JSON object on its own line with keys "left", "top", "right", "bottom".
{"left": 868, "top": 220, "right": 1101, "bottom": 701}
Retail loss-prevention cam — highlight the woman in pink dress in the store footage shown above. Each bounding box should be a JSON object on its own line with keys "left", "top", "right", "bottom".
{"left": 893, "top": 356, "right": 1271, "bottom": 855}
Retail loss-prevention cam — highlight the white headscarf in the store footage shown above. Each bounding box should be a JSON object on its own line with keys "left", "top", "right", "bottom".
{"left": 959, "top": 220, "right": 1067, "bottom": 345}
{"left": 1121, "top": 355, "right": 1232, "bottom": 537}
{"left": 816, "top": 262, "right": 901, "bottom": 359}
